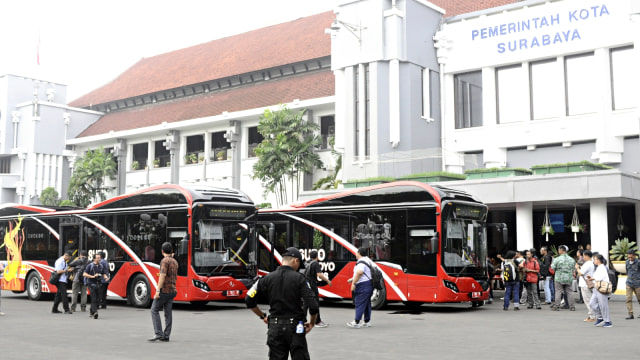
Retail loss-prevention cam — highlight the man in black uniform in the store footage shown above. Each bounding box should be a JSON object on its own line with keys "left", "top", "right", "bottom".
{"left": 246, "top": 247, "right": 319, "bottom": 360}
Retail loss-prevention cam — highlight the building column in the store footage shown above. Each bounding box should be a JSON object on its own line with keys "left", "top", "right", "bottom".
{"left": 590, "top": 199, "right": 609, "bottom": 261}
{"left": 635, "top": 203, "right": 640, "bottom": 249}
{"left": 516, "top": 202, "right": 533, "bottom": 251}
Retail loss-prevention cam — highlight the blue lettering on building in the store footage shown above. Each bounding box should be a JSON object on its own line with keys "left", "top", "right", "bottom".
{"left": 472, "top": 3, "right": 610, "bottom": 54}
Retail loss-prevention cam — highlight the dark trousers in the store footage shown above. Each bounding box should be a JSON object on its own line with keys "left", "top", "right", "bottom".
{"left": 302, "top": 287, "right": 322, "bottom": 324}
{"left": 151, "top": 293, "right": 175, "bottom": 339}
{"left": 354, "top": 281, "right": 373, "bottom": 323}
{"left": 100, "top": 282, "right": 109, "bottom": 307}
{"left": 267, "top": 322, "right": 310, "bottom": 360}
{"left": 52, "top": 281, "right": 70, "bottom": 312}
{"left": 89, "top": 283, "right": 102, "bottom": 315}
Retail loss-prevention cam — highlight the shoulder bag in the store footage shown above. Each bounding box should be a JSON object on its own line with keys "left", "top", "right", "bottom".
{"left": 50, "top": 271, "right": 60, "bottom": 286}
{"left": 595, "top": 280, "right": 612, "bottom": 295}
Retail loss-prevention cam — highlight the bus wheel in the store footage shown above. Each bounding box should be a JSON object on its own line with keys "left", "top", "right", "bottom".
{"left": 129, "top": 274, "right": 151, "bottom": 308}
{"left": 370, "top": 286, "right": 387, "bottom": 310}
{"left": 26, "top": 272, "right": 43, "bottom": 301}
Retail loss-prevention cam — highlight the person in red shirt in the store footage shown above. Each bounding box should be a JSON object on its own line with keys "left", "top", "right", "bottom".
{"left": 523, "top": 250, "right": 541, "bottom": 309}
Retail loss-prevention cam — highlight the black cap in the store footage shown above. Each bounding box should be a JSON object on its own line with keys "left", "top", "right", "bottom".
{"left": 64, "top": 250, "right": 73, "bottom": 256}
{"left": 282, "top": 247, "right": 305, "bottom": 269}
{"left": 79, "top": 250, "right": 88, "bottom": 256}
{"left": 628, "top": 249, "right": 637, "bottom": 255}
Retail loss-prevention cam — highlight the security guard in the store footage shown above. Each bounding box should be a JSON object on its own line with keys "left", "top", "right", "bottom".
{"left": 246, "top": 247, "right": 319, "bottom": 360}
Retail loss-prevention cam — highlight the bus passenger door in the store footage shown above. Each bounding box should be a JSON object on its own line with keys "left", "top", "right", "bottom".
{"left": 59, "top": 218, "right": 83, "bottom": 258}
{"left": 405, "top": 228, "right": 438, "bottom": 301}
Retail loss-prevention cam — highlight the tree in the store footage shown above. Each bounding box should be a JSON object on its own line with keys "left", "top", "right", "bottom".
{"left": 252, "top": 105, "right": 323, "bottom": 207}
{"left": 67, "top": 146, "right": 117, "bottom": 207}
{"left": 39, "top": 187, "right": 60, "bottom": 206}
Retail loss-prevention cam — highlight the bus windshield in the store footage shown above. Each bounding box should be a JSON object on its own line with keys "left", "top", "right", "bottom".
{"left": 441, "top": 204, "right": 487, "bottom": 279}
{"left": 192, "top": 219, "right": 253, "bottom": 278}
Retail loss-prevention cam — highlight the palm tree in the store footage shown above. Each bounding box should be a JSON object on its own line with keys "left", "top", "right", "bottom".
{"left": 67, "top": 146, "right": 117, "bottom": 207}
{"left": 252, "top": 105, "right": 323, "bottom": 207}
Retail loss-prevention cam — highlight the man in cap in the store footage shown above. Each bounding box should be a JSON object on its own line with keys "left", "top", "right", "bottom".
{"left": 550, "top": 245, "right": 576, "bottom": 311}
{"left": 625, "top": 249, "right": 640, "bottom": 319}
{"left": 303, "top": 250, "right": 332, "bottom": 328}
{"left": 69, "top": 250, "right": 89, "bottom": 312}
{"left": 246, "top": 247, "right": 318, "bottom": 360}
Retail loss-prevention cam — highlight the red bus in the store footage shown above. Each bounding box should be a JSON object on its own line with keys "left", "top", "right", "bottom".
{"left": 0, "top": 184, "right": 258, "bottom": 307}
{"left": 257, "top": 181, "right": 490, "bottom": 309}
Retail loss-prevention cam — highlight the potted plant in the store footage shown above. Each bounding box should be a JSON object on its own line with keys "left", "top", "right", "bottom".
{"left": 153, "top": 159, "right": 160, "bottom": 168}
{"left": 166, "top": 161, "right": 171, "bottom": 167}
{"left": 216, "top": 150, "right": 226, "bottom": 161}
{"left": 185, "top": 153, "right": 197, "bottom": 164}
{"left": 609, "top": 237, "right": 638, "bottom": 274}
{"left": 131, "top": 160, "right": 139, "bottom": 170}
{"left": 198, "top": 156, "right": 205, "bottom": 163}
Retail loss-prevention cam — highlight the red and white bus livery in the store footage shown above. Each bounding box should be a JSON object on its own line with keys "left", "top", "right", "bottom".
{"left": 0, "top": 184, "right": 258, "bottom": 307}
{"left": 257, "top": 181, "right": 490, "bottom": 309}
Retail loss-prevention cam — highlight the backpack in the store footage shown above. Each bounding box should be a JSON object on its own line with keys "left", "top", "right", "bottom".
{"left": 502, "top": 261, "right": 515, "bottom": 282}
{"left": 607, "top": 267, "right": 619, "bottom": 293}
{"left": 300, "top": 261, "right": 313, "bottom": 281}
{"left": 357, "top": 259, "right": 384, "bottom": 290}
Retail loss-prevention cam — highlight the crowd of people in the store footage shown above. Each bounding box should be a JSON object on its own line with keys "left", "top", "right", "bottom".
{"left": 492, "top": 244, "right": 640, "bottom": 329}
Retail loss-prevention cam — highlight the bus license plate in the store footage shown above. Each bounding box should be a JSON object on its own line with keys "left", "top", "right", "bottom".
{"left": 471, "top": 292, "right": 481, "bottom": 298}
{"left": 227, "top": 290, "right": 240, "bottom": 297}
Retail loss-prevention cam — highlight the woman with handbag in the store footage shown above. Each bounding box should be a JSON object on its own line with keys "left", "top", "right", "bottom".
{"left": 575, "top": 250, "right": 596, "bottom": 322}
{"left": 587, "top": 254, "right": 612, "bottom": 328}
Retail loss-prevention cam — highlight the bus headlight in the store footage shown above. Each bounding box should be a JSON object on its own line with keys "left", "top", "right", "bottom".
{"left": 193, "top": 279, "right": 210, "bottom": 291}
{"left": 443, "top": 279, "right": 459, "bottom": 293}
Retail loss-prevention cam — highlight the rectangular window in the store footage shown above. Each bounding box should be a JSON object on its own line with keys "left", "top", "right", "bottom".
{"left": 364, "top": 64, "right": 370, "bottom": 158}
{"left": 354, "top": 66, "right": 360, "bottom": 156}
{"left": 154, "top": 140, "right": 170, "bottom": 167}
{"left": 530, "top": 59, "right": 563, "bottom": 120}
{"left": 248, "top": 126, "right": 263, "bottom": 158}
{"left": 611, "top": 46, "right": 634, "bottom": 110}
{"left": 131, "top": 143, "right": 148, "bottom": 169}
{"left": 565, "top": 53, "right": 596, "bottom": 116}
{"left": 211, "top": 131, "right": 231, "bottom": 161}
{"left": 0, "top": 157, "right": 11, "bottom": 174}
{"left": 454, "top": 71, "right": 483, "bottom": 129}
{"left": 186, "top": 134, "right": 204, "bottom": 155}
{"left": 320, "top": 116, "right": 335, "bottom": 150}
{"left": 496, "top": 65, "right": 525, "bottom": 124}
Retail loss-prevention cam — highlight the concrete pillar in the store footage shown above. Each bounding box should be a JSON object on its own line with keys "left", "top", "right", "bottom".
{"left": 516, "top": 202, "right": 533, "bottom": 251}
{"left": 589, "top": 199, "right": 609, "bottom": 261}
{"left": 635, "top": 203, "right": 640, "bottom": 248}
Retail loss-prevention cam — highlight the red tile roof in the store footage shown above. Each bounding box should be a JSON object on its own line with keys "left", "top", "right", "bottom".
{"left": 77, "top": 70, "right": 334, "bottom": 138}
{"left": 69, "top": 11, "right": 334, "bottom": 108}
{"left": 431, "top": 0, "right": 520, "bottom": 17}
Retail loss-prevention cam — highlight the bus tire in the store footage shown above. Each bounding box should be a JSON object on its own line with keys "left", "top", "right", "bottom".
{"left": 128, "top": 274, "right": 151, "bottom": 308}
{"left": 370, "top": 286, "right": 387, "bottom": 310}
{"left": 26, "top": 271, "right": 43, "bottom": 301}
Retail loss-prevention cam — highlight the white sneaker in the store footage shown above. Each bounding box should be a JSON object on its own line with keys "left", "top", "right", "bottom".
{"left": 362, "top": 321, "right": 371, "bottom": 327}
{"left": 346, "top": 320, "right": 361, "bottom": 328}
{"left": 315, "top": 321, "right": 328, "bottom": 328}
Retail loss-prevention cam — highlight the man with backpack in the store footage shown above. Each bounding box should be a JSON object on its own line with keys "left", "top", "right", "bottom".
{"left": 347, "top": 247, "right": 374, "bottom": 328}
{"left": 303, "top": 250, "right": 332, "bottom": 328}
{"left": 500, "top": 250, "right": 520, "bottom": 311}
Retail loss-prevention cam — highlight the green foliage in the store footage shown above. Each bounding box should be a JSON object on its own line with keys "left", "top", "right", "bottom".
{"left": 404, "top": 171, "right": 467, "bottom": 179}
{"left": 464, "top": 167, "right": 532, "bottom": 174}
{"left": 531, "top": 161, "right": 612, "bottom": 169}
{"left": 59, "top": 199, "right": 76, "bottom": 206}
{"left": 67, "top": 146, "right": 117, "bottom": 208}
{"left": 256, "top": 202, "right": 272, "bottom": 209}
{"left": 609, "top": 237, "right": 638, "bottom": 261}
{"left": 39, "top": 187, "right": 60, "bottom": 206}
{"left": 252, "top": 105, "right": 323, "bottom": 207}
{"left": 131, "top": 160, "right": 139, "bottom": 170}
{"left": 549, "top": 245, "right": 574, "bottom": 258}
{"left": 541, "top": 225, "right": 555, "bottom": 235}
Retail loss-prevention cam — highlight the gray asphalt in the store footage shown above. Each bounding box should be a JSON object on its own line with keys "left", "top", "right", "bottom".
{"left": 0, "top": 290, "right": 635, "bottom": 359}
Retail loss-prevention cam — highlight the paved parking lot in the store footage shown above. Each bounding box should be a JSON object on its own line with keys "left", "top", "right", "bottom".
{"left": 0, "top": 289, "right": 635, "bottom": 359}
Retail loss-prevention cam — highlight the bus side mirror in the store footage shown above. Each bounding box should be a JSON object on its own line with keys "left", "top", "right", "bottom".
{"left": 430, "top": 237, "right": 438, "bottom": 253}
{"left": 268, "top": 223, "right": 275, "bottom": 243}
{"left": 179, "top": 236, "right": 189, "bottom": 256}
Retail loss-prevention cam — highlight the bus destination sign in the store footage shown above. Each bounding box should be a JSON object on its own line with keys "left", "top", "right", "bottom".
{"left": 208, "top": 208, "right": 247, "bottom": 219}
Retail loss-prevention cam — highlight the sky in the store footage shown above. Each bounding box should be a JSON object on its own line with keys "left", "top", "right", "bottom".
{"left": 0, "top": 0, "right": 344, "bottom": 102}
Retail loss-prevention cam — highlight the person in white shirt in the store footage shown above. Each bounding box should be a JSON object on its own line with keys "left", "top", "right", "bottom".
{"left": 346, "top": 247, "right": 373, "bottom": 328}
{"left": 575, "top": 250, "right": 595, "bottom": 322}
{"left": 588, "top": 254, "right": 612, "bottom": 328}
